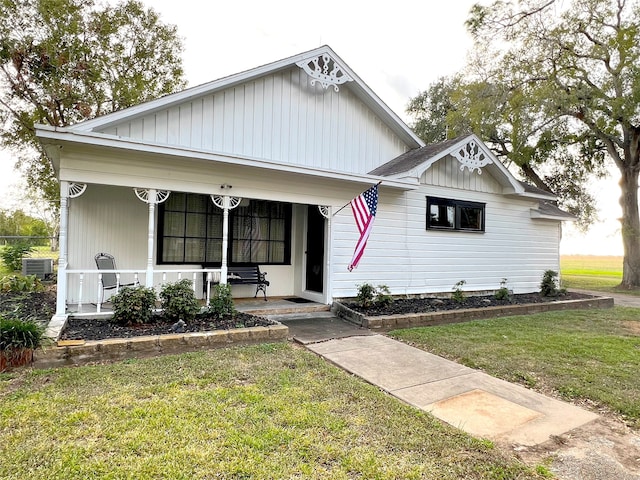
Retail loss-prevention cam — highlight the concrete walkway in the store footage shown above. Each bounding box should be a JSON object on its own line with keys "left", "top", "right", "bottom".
{"left": 572, "top": 288, "right": 640, "bottom": 308}
{"left": 273, "top": 291, "right": 640, "bottom": 449}
{"left": 306, "top": 334, "right": 598, "bottom": 446}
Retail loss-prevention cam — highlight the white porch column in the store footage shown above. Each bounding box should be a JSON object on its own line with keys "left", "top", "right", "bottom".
{"left": 211, "top": 193, "right": 242, "bottom": 285}
{"left": 134, "top": 189, "right": 170, "bottom": 288}
{"left": 319, "top": 205, "right": 332, "bottom": 305}
{"left": 55, "top": 182, "right": 69, "bottom": 318}
{"left": 54, "top": 182, "right": 87, "bottom": 320}
{"left": 146, "top": 189, "right": 156, "bottom": 288}
{"left": 221, "top": 197, "right": 230, "bottom": 283}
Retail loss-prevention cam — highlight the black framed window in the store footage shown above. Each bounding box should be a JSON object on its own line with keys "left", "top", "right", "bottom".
{"left": 158, "top": 193, "right": 291, "bottom": 265}
{"left": 230, "top": 201, "right": 290, "bottom": 265}
{"left": 426, "top": 196, "right": 485, "bottom": 232}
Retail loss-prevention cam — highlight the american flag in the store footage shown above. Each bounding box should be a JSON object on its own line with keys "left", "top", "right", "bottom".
{"left": 348, "top": 183, "right": 379, "bottom": 271}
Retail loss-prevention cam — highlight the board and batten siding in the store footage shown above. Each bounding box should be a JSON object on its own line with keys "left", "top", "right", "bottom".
{"left": 66, "top": 185, "right": 148, "bottom": 304}
{"left": 98, "top": 66, "right": 409, "bottom": 176}
{"left": 64, "top": 185, "right": 299, "bottom": 304}
{"left": 331, "top": 159, "right": 561, "bottom": 298}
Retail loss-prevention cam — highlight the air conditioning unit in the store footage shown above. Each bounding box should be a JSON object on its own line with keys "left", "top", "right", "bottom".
{"left": 22, "top": 258, "right": 54, "bottom": 279}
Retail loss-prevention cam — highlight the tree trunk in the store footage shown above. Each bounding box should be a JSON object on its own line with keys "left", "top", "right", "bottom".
{"left": 619, "top": 168, "right": 640, "bottom": 288}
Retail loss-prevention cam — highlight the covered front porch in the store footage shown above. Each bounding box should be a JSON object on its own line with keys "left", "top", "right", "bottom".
{"left": 55, "top": 181, "right": 334, "bottom": 320}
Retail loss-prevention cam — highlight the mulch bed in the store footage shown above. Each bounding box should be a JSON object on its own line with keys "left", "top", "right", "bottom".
{"left": 2, "top": 288, "right": 594, "bottom": 342}
{"left": 344, "top": 291, "right": 593, "bottom": 316}
{"left": 0, "top": 289, "right": 56, "bottom": 327}
{"left": 59, "top": 313, "right": 274, "bottom": 341}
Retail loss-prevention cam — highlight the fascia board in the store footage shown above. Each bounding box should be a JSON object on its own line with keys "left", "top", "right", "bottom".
{"left": 530, "top": 209, "right": 576, "bottom": 221}
{"left": 36, "top": 125, "right": 418, "bottom": 191}
{"left": 517, "top": 191, "right": 558, "bottom": 201}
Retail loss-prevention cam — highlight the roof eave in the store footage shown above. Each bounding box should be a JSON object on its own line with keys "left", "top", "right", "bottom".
{"left": 530, "top": 209, "right": 576, "bottom": 221}
{"left": 35, "top": 124, "right": 419, "bottom": 191}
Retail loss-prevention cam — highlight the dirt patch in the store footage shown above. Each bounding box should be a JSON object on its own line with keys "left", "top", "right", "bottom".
{"left": 511, "top": 416, "right": 640, "bottom": 479}
{"left": 623, "top": 321, "right": 640, "bottom": 336}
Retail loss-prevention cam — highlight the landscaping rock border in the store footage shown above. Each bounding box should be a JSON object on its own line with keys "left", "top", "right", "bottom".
{"left": 332, "top": 296, "right": 615, "bottom": 331}
{"left": 33, "top": 323, "right": 289, "bottom": 369}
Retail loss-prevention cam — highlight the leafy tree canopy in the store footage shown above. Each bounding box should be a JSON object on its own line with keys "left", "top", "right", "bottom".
{"left": 0, "top": 209, "right": 49, "bottom": 238}
{"left": 408, "top": 0, "right": 640, "bottom": 247}
{"left": 0, "top": 0, "right": 186, "bottom": 202}
{"left": 457, "top": 0, "right": 640, "bottom": 287}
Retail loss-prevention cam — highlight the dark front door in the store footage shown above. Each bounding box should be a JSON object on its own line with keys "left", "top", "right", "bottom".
{"left": 305, "top": 205, "right": 325, "bottom": 293}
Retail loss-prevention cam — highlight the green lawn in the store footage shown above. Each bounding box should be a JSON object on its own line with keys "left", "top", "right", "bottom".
{"left": 389, "top": 307, "right": 640, "bottom": 428}
{"left": 560, "top": 255, "right": 629, "bottom": 293}
{"left": 0, "top": 344, "right": 546, "bottom": 480}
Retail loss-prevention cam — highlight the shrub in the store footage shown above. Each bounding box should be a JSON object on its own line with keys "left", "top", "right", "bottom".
{"left": 159, "top": 279, "right": 201, "bottom": 322}
{"left": 0, "top": 316, "right": 44, "bottom": 351}
{"left": 356, "top": 283, "right": 394, "bottom": 308}
{"left": 451, "top": 280, "right": 466, "bottom": 303}
{"left": 0, "top": 243, "right": 34, "bottom": 272}
{"left": 494, "top": 278, "right": 510, "bottom": 301}
{"left": 111, "top": 286, "right": 157, "bottom": 325}
{"left": 375, "top": 284, "right": 393, "bottom": 307}
{"left": 0, "top": 274, "right": 44, "bottom": 293}
{"left": 207, "top": 283, "right": 236, "bottom": 319}
{"left": 356, "top": 283, "right": 377, "bottom": 308}
{"left": 540, "top": 270, "right": 564, "bottom": 297}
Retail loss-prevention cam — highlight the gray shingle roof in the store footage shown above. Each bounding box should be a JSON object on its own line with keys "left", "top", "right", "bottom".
{"left": 536, "top": 201, "right": 576, "bottom": 220}
{"left": 369, "top": 137, "right": 464, "bottom": 176}
{"left": 518, "top": 181, "right": 555, "bottom": 198}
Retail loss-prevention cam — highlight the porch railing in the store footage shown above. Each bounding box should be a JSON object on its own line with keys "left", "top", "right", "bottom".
{"left": 64, "top": 268, "right": 222, "bottom": 314}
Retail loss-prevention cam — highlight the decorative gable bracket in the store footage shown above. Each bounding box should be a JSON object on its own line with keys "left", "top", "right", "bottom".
{"left": 296, "top": 53, "right": 353, "bottom": 92}
{"left": 451, "top": 139, "right": 492, "bottom": 174}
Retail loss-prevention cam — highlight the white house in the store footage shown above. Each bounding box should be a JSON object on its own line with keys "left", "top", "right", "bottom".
{"left": 35, "top": 45, "right": 573, "bottom": 321}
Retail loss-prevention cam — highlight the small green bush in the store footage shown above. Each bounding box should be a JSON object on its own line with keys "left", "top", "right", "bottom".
{"left": 159, "top": 279, "right": 201, "bottom": 322}
{"left": 375, "top": 284, "right": 393, "bottom": 306}
{"left": 207, "top": 283, "right": 236, "bottom": 319}
{"left": 494, "top": 278, "right": 510, "bottom": 301}
{"left": 356, "top": 283, "right": 394, "bottom": 308}
{"left": 540, "top": 270, "right": 565, "bottom": 297}
{"left": 111, "top": 286, "right": 157, "bottom": 326}
{"left": 0, "top": 243, "right": 34, "bottom": 272}
{"left": 451, "top": 280, "right": 466, "bottom": 303}
{"left": 0, "top": 316, "right": 44, "bottom": 351}
{"left": 356, "top": 283, "right": 377, "bottom": 308}
{"left": 0, "top": 274, "right": 44, "bottom": 293}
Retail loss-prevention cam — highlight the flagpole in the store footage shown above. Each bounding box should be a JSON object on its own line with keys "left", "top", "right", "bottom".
{"left": 332, "top": 181, "right": 381, "bottom": 217}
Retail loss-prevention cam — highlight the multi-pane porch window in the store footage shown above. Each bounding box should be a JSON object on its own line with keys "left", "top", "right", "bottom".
{"left": 158, "top": 193, "right": 291, "bottom": 265}
{"left": 231, "top": 201, "right": 290, "bottom": 264}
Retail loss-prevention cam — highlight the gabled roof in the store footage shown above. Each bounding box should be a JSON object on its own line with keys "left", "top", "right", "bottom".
{"left": 369, "top": 137, "right": 462, "bottom": 177}
{"left": 369, "top": 134, "right": 530, "bottom": 196}
{"left": 65, "top": 45, "right": 424, "bottom": 149}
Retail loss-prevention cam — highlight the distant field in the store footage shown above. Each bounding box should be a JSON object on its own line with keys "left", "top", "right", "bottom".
{"left": 560, "top": 255, "right": 623, "bottom": 291}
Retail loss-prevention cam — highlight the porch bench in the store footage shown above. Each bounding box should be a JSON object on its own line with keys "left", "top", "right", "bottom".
{"left": 203, "top": 265, "right": 270, "bottom": 300}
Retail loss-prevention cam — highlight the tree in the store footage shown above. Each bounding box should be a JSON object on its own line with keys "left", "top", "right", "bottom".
{"left": 407, "top": 70, "right": 604, "bottom": 230}
{"left": 0, "top": 0, "right": 186, "bottom": 202}
{"left": 0, "top": 209, "right": 49, "bottom": 245}
{"left": 412, "top": 0, "right": 640, "bottom": 287}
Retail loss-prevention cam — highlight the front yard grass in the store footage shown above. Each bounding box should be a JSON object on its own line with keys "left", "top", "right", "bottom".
{"left": 389, "top": 307, "right": 640, "bottom": 428}
{"left": 0, "top": 343, "right": 546, "bottom": 480}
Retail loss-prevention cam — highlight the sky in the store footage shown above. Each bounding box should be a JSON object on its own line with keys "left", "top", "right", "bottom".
{"left": 0, "top": 0, "right": 624, "bottom": 255}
